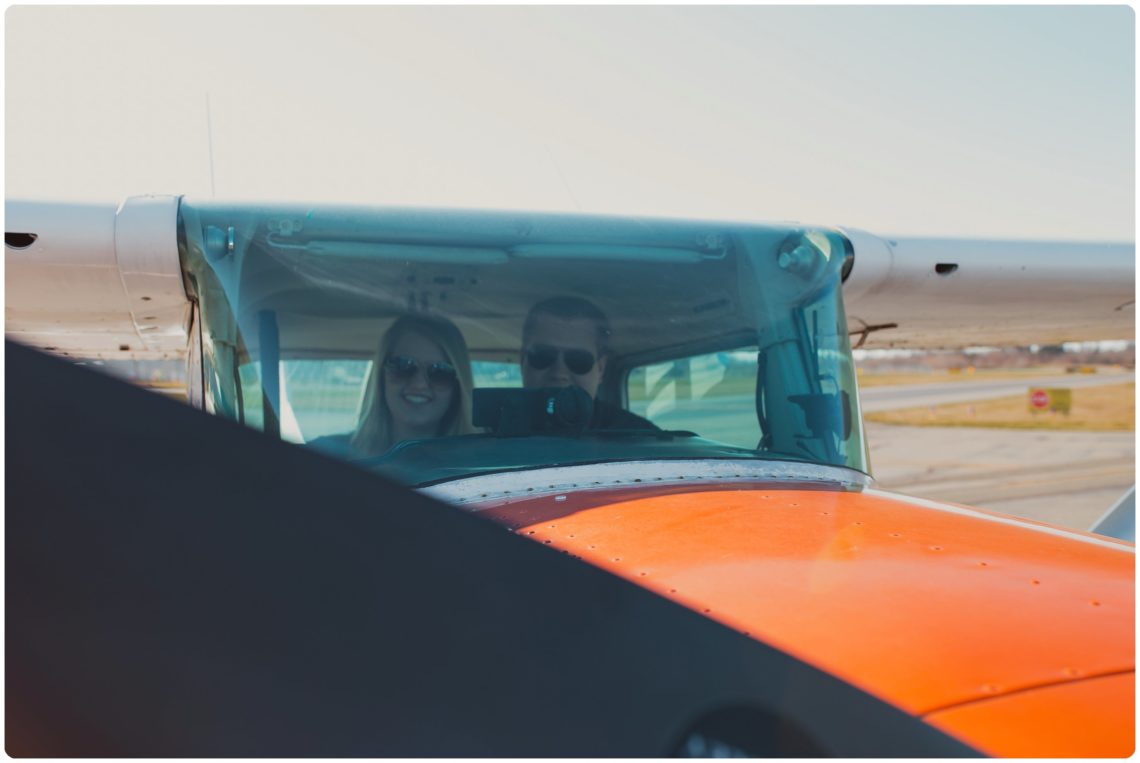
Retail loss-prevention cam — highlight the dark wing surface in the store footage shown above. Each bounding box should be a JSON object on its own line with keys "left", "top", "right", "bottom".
{"left": 6, "top": 341, "right": 977, "bottom": 757}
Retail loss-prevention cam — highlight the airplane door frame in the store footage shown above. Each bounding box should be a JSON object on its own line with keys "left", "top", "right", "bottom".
{"left": 186, "top": 304, "right": 205, "bottom": 409}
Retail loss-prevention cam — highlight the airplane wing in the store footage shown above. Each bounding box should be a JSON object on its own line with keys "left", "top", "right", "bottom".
{"left": 4, "top": 198, "right": 1134, "bottom": 363}
{"left": 6, "top": 340, "right": 978, "bottom": 757}
{"left": 840, "top": 229, "right": 1134, "bottom": 348}
{"left": 4, "top": 197, "right": 190, "bottom": 361}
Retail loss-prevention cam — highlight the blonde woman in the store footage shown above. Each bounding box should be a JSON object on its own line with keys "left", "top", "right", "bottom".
{"left": 350, "top": 314, "right": 476, "bottom": 456}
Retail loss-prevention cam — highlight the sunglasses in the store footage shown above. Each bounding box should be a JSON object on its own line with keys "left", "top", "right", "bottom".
{"left": 525, "top": 344, "right": 597, "bottom": 375}
{"left": 383, "top": 355, "right": 458, "bottom": 385}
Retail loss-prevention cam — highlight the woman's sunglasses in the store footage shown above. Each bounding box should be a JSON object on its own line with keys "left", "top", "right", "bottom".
{"left": 525, "top": 345, "right": 596, "bottom": 375}
{"left": 383, "top": 355, "right": 458, "bottom": 385}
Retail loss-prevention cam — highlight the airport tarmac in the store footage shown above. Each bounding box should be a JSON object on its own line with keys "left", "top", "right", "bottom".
{"left": 865, "top": 422, "right": 1135, "bottom": 532}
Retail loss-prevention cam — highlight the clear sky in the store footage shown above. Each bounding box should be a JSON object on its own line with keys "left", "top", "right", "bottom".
{"left": 5, "top": 5, "right": 1135, "bottom": 240}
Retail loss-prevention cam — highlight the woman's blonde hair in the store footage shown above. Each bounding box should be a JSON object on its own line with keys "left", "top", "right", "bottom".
{"left": 350, "top": 314, "right": 476, "bottom": 456}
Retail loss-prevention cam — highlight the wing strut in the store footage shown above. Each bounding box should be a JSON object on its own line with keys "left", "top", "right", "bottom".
{"left": 848, "top": 319, "right": 899, "bottom": 349}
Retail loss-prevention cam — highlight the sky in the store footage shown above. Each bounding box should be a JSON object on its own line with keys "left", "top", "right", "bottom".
{"left": 4, "top": 5, "right": 1135, "bottom": 240}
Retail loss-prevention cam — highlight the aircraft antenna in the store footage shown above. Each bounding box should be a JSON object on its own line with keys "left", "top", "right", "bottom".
{"left": 206, "top": 93, "right": 217, "bottom": 198}
{"left": 545, "top": 144, "right": 581, "bottom": 212}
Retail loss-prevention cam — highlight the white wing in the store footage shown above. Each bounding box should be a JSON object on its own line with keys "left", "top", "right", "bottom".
{"left": 5, "top": 196, "right": 189, "bottom": 360}
{"left": 5, "top": 197, "right": 1134, "bottom": 361}
{"left": 841, "top": 229, "right": 1134, "bottom": 349}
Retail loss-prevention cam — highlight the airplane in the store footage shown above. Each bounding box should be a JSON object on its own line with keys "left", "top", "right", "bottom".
{"left": 5, "top": 194, "right": 1135, "bottom": 756}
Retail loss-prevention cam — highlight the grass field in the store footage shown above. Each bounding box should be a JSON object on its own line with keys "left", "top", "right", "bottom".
{"left": 855, "top": 366, "right": 1085, "bottom": 388}
{"left": 865, "top": 382, "right": 1135, "bottom": 431}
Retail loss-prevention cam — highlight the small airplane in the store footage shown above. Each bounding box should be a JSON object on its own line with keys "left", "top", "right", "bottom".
{"left": 5, "top": 195, "right": 1135, "bottom": 756}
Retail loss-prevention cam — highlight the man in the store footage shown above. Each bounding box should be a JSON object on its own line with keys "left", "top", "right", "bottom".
{"left": 520, "top": 296, "right": 656, "bottom": 430}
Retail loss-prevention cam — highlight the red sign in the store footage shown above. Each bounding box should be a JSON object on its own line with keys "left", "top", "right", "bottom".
{"left": 1030, "top": 389, "right": 1049, "bottom": 409}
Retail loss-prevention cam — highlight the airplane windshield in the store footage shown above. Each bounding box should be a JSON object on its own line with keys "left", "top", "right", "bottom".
{"left": 178, "top": 200, "right": 868, "bottom": 485}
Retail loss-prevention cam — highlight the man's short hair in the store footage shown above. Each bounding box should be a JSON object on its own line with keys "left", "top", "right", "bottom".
{"left": 523, "top": 296, "right": 612, "bottom": 353}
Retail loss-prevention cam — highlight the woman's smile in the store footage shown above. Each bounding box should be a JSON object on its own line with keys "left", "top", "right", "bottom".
{"left": 383, "top": 328, "right": 456, "bottom": 441}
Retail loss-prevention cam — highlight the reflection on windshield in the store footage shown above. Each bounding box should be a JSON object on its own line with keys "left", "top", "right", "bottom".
{"left": 179, "top": 201, "right": 867, "bottom": 486}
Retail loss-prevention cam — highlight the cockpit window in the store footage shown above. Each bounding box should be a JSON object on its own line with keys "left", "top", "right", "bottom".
{"left": 178, "top": 200, "right": 868, "bottom": 485}
{"left": 628, "top": 347, "right": 762, "bottom": 450}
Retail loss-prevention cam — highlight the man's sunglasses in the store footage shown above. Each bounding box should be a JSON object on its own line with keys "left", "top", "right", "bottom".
{"left": 525, "top": 345, "right": 597, "bottom": 375}
{"left": 383, "top": 355, "right": 458, "bottom": 385}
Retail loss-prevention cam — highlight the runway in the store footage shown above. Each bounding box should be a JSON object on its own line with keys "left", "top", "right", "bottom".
{"left": 865, "top": 422, "right": 1135, "bottom": 532}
